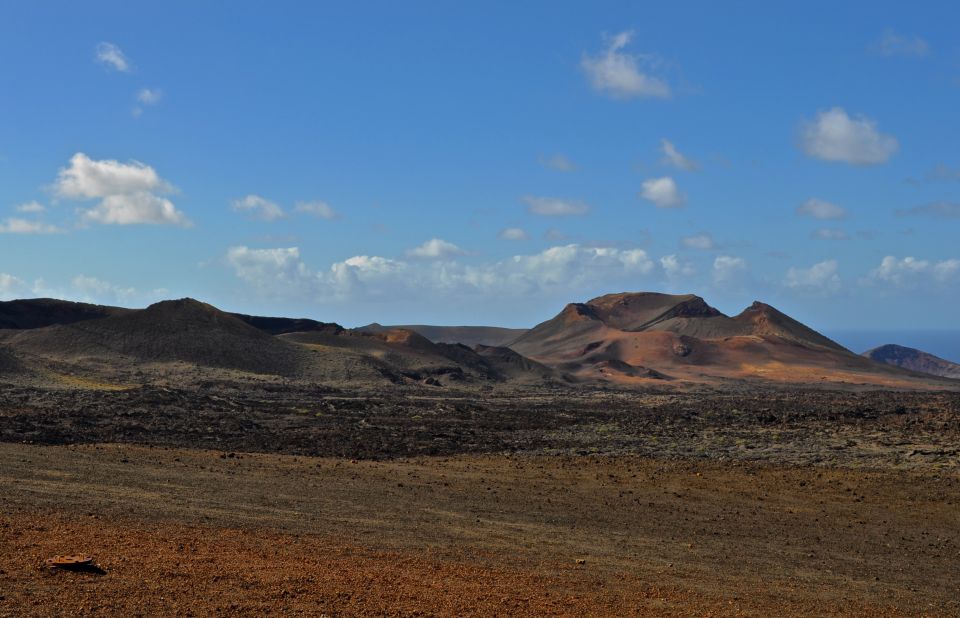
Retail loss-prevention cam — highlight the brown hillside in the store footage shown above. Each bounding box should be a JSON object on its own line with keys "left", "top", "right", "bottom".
{"left": 0, "top": 298, "right": 130, "bottom": 329}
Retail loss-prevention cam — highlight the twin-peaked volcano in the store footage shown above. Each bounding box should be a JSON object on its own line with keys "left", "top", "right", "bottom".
{"left": 508, "top": 292, "right": 931, "bottom": 387}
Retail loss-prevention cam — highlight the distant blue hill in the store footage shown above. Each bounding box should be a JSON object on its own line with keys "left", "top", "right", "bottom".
{"left": 827, "top": 330, "right": 960, "bottom": 365}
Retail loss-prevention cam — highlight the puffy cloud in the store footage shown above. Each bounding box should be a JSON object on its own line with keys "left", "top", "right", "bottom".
{"left": 406, "top": 238, "right": 466, "bottom": 260}
{"left": 15, "top": 201, "right": 45, "bottom": 213}
{"left": 295, "top": 200, "right": 340, "bottom": 220}
{"left": 812, "top": 228, "right": 850, "bottom": 241}
{"left": 660, "top": 254, "right": 695, "bottom": 278}
{"left": 796, "top": 198, "right": 847, "bottom": 220}
{"left": 799, "top": 108, "right": 898, "bottom": 165}
{"left": 681, "top": 233, "right": 716, "bottom": 250}
{"left": 867, "top": 256, "right": 960, "bottom": 286}
{"left": 0, "top": 273, "right": 27, "bottom": 300}
{"left": 523, "top": 195, "right": 590, "bottom": 216}
{"left": 870, "top": 30, "right": 930, "bottom": 58}
{"left": 785, "top": 260, "right": 840, "bottom": 290}
{"left": 581, "top": 31, "right": 670, "bottom": 99}
{"left": 540, "top": 154, "right": 576, "bottom": 172}
{"left": 231, "top": 194, "right": 284, "bottom": 221}
{"left": 70, "top": 275, "right": 137, "bottom": 303}
{"left": 640, "top": 176, "right": 685, "bottom": 209}
{"left": 225, "top": 243, "right": 656, "bottom": 303}
{"left": 498, "top": 227, "right": 530, "bottom": 241}
{"left": 0, "top": 218, "right": 63, "bottom": 234}
{"left": 713, "top": 256, "right": 746, "bottom": 283}
{"left": 95, "top": 42, "right": 131, "bottom": 72}
{"left": 660, "top": 139, "right": 699, "bottom": 171}
{"left": 55, "top": 153, "right": 189, "bottom": 226}
{"left": 896, "top": 201, "right": 960, "bottom": 219}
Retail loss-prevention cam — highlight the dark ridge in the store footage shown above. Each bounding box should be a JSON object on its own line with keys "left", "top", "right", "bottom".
{"left": 231, "top": 313, "right": 344, "bottom": 336}
{"left": 0, "top": 298, "right": 130, "bottom": 329}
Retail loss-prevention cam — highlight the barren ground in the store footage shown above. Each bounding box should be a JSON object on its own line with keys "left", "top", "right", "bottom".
{"left": 2, "top": 440, "right": 959, "bottom": 616}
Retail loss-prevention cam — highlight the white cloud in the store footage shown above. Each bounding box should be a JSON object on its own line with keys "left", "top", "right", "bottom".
{"left": 540, "top": 154, "right": 576, "bottom": 172}
{"left": 406, "top": 238, "right": 466, "bottom": 260}
{"left": 871, "top": 30, "right": 930, "bottom": 58}
{"left": 799, "top": 108, "right": 898, "bottom": 165}
{"left": 581, "top": 31, "right": 670, "bottom": 99}
{"left": 0, "top": 273, "right": 27, "bottom": 300}
{"left": 796, "top": 198, "right": 846, "bottom": 220}
{"left": 812, "top": 228, "right": 850, "bottom": 241}
{"left": 15, "top": 201, "right": 45, "bottom": 213}
{"left": 137, "top": 88, "right": 162, "bottom": 105}
{"left": 0, "top": 218, "right": 63, "bottom": 234}
{"left": 640, "top": 176, "right": 685, "bottom": 209}
{"left": 499, "top": 227, "right": 530, "bottom": 241}
{"left": 660, "top": 254, "right": 695, "bottom": 278}
{"left": 681, "top": 233, "right": 715, "bottom": 250}
{"left": 295, "top": 200, "right": 340, "bottom": 220}
{"left": 232, "top": 194, "right": 284, "bottom": 221}
{"left": 95, "top": 42, "right": 131, "bottom": 72}
{"left": 785, "top": 260, "right": 840, "bottom": 290}
{"left": 55, "top": 153, "right": 188, "bottom": 226}
{"left": 713, "top": 256, "right": 747, "bottom": 283}
{"left": 867, "top": 256, "right": 960, "bottom": 286}
{"left": 523, "top": 195, "right": 590, "bottom": 216}
{"left": 660, "top": 139, "right": 698, "bottom": 171}
{"left": 226, "top": 243, "right": 656, "bottom": 303}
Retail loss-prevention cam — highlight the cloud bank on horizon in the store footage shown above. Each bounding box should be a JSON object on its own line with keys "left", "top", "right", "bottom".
{"left": 0, "top": 3, "right": 958, "bottom": 328}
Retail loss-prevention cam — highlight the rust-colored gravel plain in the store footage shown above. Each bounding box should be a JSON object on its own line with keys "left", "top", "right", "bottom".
{"left": 2, "top": 442, "right": 958, "bottom": 616}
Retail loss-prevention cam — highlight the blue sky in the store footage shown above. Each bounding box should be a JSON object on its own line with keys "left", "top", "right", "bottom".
{"left": 1, "top": 1, "right": 958, "bottom": 330}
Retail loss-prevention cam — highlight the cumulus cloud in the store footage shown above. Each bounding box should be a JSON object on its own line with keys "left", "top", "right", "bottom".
{"left": 812, "top": 228, "right": 850, "bottom": 241}
{"left": 0, "top": 218, "right": 63, "bottom": 234}
{"left": 498, "top": 227, "right": 530, "bottom": 241}
{"left": 0, "top": 273, "right": 27, "bottom": 300}
{"left": 581, "top": 31, "right": 670, "bottom": 99}
{"left": 226, "top": 243, "right": 656, "bottom": 303}
{"left": 523, "top": 195, "right": 590, "bottom": 216}
{"left": 799, "top": 108, "right": 898, "bottom": 165}
{"left": 870, "top": 30, "right": 930, "bottom": 58}
{"left": 796, "top": 198, "right": 847, "bottom": 220}
{"left": 866, "top": 256, "right": 960, "bottom": 286}
{"left": 713, "top": 256, "right": 746, "bottom": 283}
{"left": 640, "top": 176, "right": 685, "bottom": 209}
{"left": 15, "top": 201, "right": 45, "bottom": 213}
{"left": 896, "top": 201, "right": 960, "bottom": 219}
{"left": 295, "top": 200, "right": 340, "bottom": 220}
{"left": 55, "top": 153, "right": 189, "bottom": 226}
{"left": 540, "top": 154, "right": 576, "bottom": 172}
{"left": 660, "top": 139, "right": 699, "bottom": 171}
{"left": 681, "top": 233, "right": 716, "bottom": 250}
{"left": 660, "top": 254, "right": 695, "bottom": 278}
{"left": 95, "top": 42, "right": 132, "bottom": 72}
{"left": 785, "top": 260, "right": 841, "bottom": 291}
{"left": 232, "top": 194, "right": 284, "bottom": 221}
{"left": 406, "top": 238, "right": 466, "bottom": 260}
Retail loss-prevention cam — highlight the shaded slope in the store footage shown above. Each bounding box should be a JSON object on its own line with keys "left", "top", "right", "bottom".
{"left": 2, "top": 298, "right": 305, "bottom": 376}
{"left": 231, "top": 313, "right": 344, "bottom": 336}
{"left": 0, "top": 298, "right": 130, "bottom": 329}
{"left": 864, "top": 344, "right": 960, "bottom": 379}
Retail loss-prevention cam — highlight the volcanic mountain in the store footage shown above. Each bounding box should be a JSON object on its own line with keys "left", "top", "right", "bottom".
{"left": 508, "top": 292, "right": 942, "bottom": 387}
{"left": 863, "top": 344, "right": 960, "bottom": 379}
{"left": 0, "top": 298, "right": 307, "bottom": 377}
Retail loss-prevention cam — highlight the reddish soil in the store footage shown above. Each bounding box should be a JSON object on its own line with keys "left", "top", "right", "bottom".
{"left": 2, "top": 443, "right": 958, "bottom": 616}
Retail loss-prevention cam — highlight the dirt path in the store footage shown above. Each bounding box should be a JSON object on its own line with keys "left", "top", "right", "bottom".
{"left": 2, "top": 442, "right": 959, "bottom": 616}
